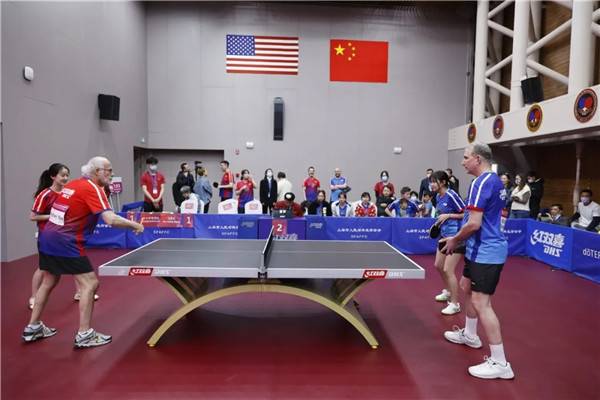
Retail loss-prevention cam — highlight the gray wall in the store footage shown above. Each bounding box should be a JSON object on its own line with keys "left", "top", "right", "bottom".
{"left": 146, "top": 3, "right": 472, "bottom": 201}
{"left": 1, "top": 2, "right": 148, "bottom": 261}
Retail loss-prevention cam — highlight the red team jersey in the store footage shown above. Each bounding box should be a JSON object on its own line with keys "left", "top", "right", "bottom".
{"left": 220, "top": 171, "right": 234, "bottom": 199}
{"left": 39, "top": 177, "right": 112, "bottom": 257}
{"left": 303, "top": 177, "right": 321, "bottom": 202}
{"left": 140, "top": 171, "right": 165, "bottom": 204}
{"left": 354, "top": 203, "right": 377, "bottom": 217}
{"left": 32, "top": 188, "right": 61, "bottom": 232}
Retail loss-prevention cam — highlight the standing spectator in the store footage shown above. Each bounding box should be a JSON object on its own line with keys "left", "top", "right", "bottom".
{"left": 173, "top": 162, "right": 195, "bottom": 207}
{"left": 235, "top": 169, "right": 257, "bottom": 214}
{"left": 259, "top": 168, "right": 278, "bottom": 214}
{"left": 332, "top": 192, "right": 352, "bottom": 217}
{"left": 539, "top": 204, "right": 569, "bottom": 226}
{"left": 527, "top": 171, "right": 544, "bottom": 219}
{"left": 376, "top": 186, "right": 395, "bottom": 217}
{"left": 276, "top": 171, "right": 293, "bottom": 201}
{"left": 419, "top": 168, "right": 434, "bottom": 200}
{"left": 374, "top": 170, "right": 395, "bottom": 197}
{"left": 354, "top": 192, "right": 377, "bottom": 217}
{"left": 569, "top": 189, "right": 600, "bottom": 232}
{"left": 329, "top": 168, "right": 348, "bottom": 203}
{"left": 509, "top": 174, "right": 531, "bottom": 219}
{"left": 24, "top": 156, "right": 143, "bottom": 348}
{"left": 193, "top": 167, "right": 212, "bottom": 214}
{"left": 421, "top": 191, "right": 434, "bottom": 218}
{"left": 386, "top": 187, "right": 420, "bottom": 217}
{"left": 141, "top": 156, "right": 165, "bottom": 212}
{"left": 446, "top": 168, "right": 460, "bottom": 194}
{"left": 273, "top": 192, "right": 304, "bottom": 217}
{"left": 308, "top": 190, "right": 332, "bottom": 216}
{"left": 217, "top": 160, "right": 234, "bottom": 202}
{"left": 500, "top": 173, "right": 513, "bottom": 212}
{"left": 303, "top": 166, "right": 321, "bottom": 205}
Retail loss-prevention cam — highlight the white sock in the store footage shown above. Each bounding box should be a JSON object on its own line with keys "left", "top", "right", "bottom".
{"left": 78, "top": 328, "right": 93, "bottom": 337}
{"left": 490, "top": 343, "right": 507, "bottom": 365}
{"left": 28, "top": 321, "right": 41, "bottom": 329}
{"left": 464, "top": 317, "right": 478, "bottom": 338}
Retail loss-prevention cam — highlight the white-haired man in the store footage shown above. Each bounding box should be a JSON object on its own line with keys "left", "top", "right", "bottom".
{"left": 440, "top": 143, "right": 514, "bottom": 379}
{"left": 23, "top": 156, "right": 144, "bottom": 349}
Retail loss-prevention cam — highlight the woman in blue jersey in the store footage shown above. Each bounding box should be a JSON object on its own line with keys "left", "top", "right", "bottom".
{"left": 431, "top": 170, "right": 465, "bottom": 315}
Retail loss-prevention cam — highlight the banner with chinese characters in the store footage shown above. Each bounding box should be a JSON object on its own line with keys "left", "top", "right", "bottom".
{"left": 503, "top": 219, "right": 528, "bottom": 256}
{"left": 86, "top": 212, "right": 128, "bottom": 248}
{"left": 391, "top": 218, "right": 437, "bottom": 254}
{"left": 323, "top": 217, "right": 391, "bottom": 241}
{"left": 193, "top": 214, "right": 241, "bottom": 239}
{"left": 526, "top": 221, "right": 573, "bottom": 271}
{"left": 126, "top": 213, "right": 195, "bottom": 248}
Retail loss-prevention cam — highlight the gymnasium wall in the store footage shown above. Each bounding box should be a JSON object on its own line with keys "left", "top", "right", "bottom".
{"left": 1, "top": 2, "right": 148, "bottom": 261}
{"left": 145, "top": 2, "right": 473, "bottom": 203}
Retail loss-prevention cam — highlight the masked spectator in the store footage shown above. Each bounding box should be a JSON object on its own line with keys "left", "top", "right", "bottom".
{"left": 419, "top": 168, "right": 433, "bottom": 200}
{"left": 141, "top": 157, "right": 165, "bottom": 212}
{"left": 570, "top": 189, "right": 600, "bottom": 232}
{"left": 374, "top": 170, "right": 395, "bottom": 197}
{"left": 527, "top": 171, "right": 544, "bottom": 219}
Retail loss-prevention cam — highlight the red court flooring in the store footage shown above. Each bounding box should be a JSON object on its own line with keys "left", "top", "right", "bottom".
{"left": 2, "top": 249, "right": 599, "bottom": 399}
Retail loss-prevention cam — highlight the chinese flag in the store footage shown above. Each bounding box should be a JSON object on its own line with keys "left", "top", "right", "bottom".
{"left": 330, "top": 39, "right": 388, "bottom": 83}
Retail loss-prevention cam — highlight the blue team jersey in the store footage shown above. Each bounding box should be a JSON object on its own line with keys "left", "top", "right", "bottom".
{"left": 387, "top": 199, "right": 419, "bottom": 217}
{"left": 330, "top": 176, "right": 347, "bottom": 202}
{"left": 463, "top": 172, "right": 508, "bottom": 264}
{"left": 435, "top": 189, "right": 466, "bottom": 238}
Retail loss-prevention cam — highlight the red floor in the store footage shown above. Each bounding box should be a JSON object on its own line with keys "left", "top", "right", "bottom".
{"left": 2, "top": 249, "right": 599, "bottom": 399}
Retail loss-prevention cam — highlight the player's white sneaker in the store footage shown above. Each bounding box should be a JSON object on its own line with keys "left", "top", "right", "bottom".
{"left": 444, "top": 325, "right": 482, "bottom": 348}
{"left": 435, "top": 289, "right": 451, "bottom": 302}
{"left": 441, "top": 302, "right": 461, "bottom": 315}
{"left": 22, "top": 322, "right": 57, "bottom": 343}
{"left": 74, "top": 329, "right": 112, "bottom": 349}
{"left": 468, "top": 356, "right": 515, "bottom": 379}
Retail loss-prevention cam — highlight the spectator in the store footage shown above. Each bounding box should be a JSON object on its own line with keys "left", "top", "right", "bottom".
{"left": 374, "top": 170, "right": 395, "bottom": 197}
{"left": 332, "top": 192, "right": 352, "bottom": 217}
{"left": 419, "top": 168, "right": 434, "bottom": 200}
{"left": 354, "top": 192, "right": 377, "bottom": 217}
{"left": 259, "top": 168, "right": 278, "bottom": 214}
{"left": 509, "top": 174, "right": 531, "bottom": 219}
{"left": 217, "top": 160, "right": 234, "bottom": 202}
{"left": 276, "top": 171, "right": 293, "bottom": 201}
{"left": 308, "top": 190, "right": 332, "bottom": 216}
{"left": 273, "top": 192, "right": 304, "bottom": 217}
{"left": 538, "top": 204, "right": 569, "bottom": 226}
{"left": 446, "top": 168, "right": 460, "bottom": 194}
{"left": 179, "top": 186, "right": 199, "bottom": 214}
{"left": 173, "top": 162, "right": 195, "bottom": 207}
{"left": 141, "top": 156, "right": 165, "bottom": 212}
{"left": 235, "top": 169, "right": 257, "bottom": 214}
{"left": 500, "top": 173, "right": 513, "bottom": 212}
{"left": 303, "top": 166, "right": 321, "bottom": 205}
{"left": 421, "top": 191, "right": 433, "bottom": 218}
{"left": 193, "top": 167, "right": 212, "bottom": 214}
{"left": 329, "top": 168, "right": 348, "bottom": 203}
{"left": 386, "top": 186, "right": 420, "bottom": 217}
{"left": 376, "top": 186, "right": 395, "bottom": 217}
{"left": 527, "top": 171, "right": 544, "bottom": 219}
{"left": 570, "top": 189, "right": 600, "bottom": 232}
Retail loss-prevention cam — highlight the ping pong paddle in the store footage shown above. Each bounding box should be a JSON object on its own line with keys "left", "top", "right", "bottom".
{"left": 429, "top": 223, "right": 441, "bottom": 239}
{"left": 212, "top": 182, "right": 219, "bottom": 188}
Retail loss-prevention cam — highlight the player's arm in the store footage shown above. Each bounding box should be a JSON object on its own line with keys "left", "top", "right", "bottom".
{"left": 440, "top": 211, "right": 482, "bottom": 254}
{"left": 102, "top": 210, "right": 144, "bottom": 233}
{"left": 30, "top": 212, "right": 50, "bottom": 222}
{"left": 141, "top": 184, "right": 153, "bottom": 200}
{"left": 384, "top": 203, "right": 395, "bottom": 217}
{"left": 156, "top": 183, "right": 165, "bottom": 202}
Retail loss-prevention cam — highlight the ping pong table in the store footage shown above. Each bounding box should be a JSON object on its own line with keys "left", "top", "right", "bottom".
{"left": 99, "top": 231, "right": 425, "bottom": 348}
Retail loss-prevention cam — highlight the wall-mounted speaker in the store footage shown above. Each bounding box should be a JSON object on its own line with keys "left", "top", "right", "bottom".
{"left": 521, "top": 77, "right": 543, "bottom": 104}
{"left": 98, "top": 94, "right": 120, "bottom": 121}
{"left": 274, "top": 97, "right": 284, "bottom": 141}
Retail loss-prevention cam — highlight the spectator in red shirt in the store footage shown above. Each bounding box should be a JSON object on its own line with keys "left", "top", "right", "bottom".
{"left": 273, "top": 192, "right": 304, "bottom": 217}
{"left": 217, "top": 160, "right": 235, "bottom": 202}
{"left": 303, "top": 166, "right": 321, "bottom": 204}
{"left": 354, "top": 192, "right": 377, "bottom": 217}
{"left": 24, "top": 156, "right": 144, "bottom": 348}
{"left": 140, "top": 156, "right": 165, "bottom": 212}
{"left": 374, "top": 170, "right": 395, "bottom": 197}
{"left": 28, "top": 163, "right": 70, "bottom": 310}
{"left": 235, "top": 169, "right": 257, "bottom": 214}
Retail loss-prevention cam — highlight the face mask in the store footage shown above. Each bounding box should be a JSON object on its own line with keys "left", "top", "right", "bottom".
{"left": 527, "top": 178, "right": 534, "bottom": 183}
{"left": 410, "top": 195, "right": 418, "bottom": 201}
{"left": 581, "top": 197, "right": 591, "bottom": 205}
{"left": 381, "top": 176, "right": 388, "bottom": 182}
{"left": 148, "top": 165, "right": 158, "bottom": 172}
{"left": 266, "top": 172, "right": 273, "bottom": 178}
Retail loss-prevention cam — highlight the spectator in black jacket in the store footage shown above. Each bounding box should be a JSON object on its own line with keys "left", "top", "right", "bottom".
{"left": 308, "top": 190, "right": 332, "bottom": 216}
{"left": 173, "top": 163, "right": 195, "bottom": 207}
{"left": 527, "top": 171, "right": 544, "bottom": 219}
{"left": 419, "top": 168, "right": 433, "bottom": 200}
{"left": 259, "top": 168, "right": 278, "bottom": 214}
{"left": 446, "top": 168, "right": 460, "bottom": 195}
{"left": 538, "top": 204, "right": 569, "bottom": 226}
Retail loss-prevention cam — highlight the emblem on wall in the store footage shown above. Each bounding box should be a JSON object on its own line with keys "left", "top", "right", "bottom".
{"left": 574, "top": 88, "right": 597, "bottom": 123}
{"left": 526, "top": 104, "right": 543, "bottom": 132}
{"left": 492, "top": 115, "right": 504, "bottom": 139}
{"left": 467, "top": 123, "right": 477, "bottom": 143}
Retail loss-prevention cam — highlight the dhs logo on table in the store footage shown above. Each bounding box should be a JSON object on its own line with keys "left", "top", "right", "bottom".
{"left": 530, "top": 229, "right": 565, "bottom": 257}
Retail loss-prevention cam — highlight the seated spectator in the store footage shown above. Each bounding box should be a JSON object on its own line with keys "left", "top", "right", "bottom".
{"left": 276, "top": 171, "right": 293, "bottom": 201}
{"left": 332, "top": 192, "right": 352, "bottom": 217}
{"left": 376, "top": 186, "right": 395, "bottom": 217}
{"left": 273, "top": 192, "right": 304, "bottom": 217}
{"left": 538, "top": 204, "right": 568, "bottom": 226}
{"left": 509, "top": 173, "right": 531, "bottom": 219}
{"left": 421, "top": 191, "right": 433, "bottom": 217}
{"left": 570, "top": 189, "right": 600, "bottom": 232}
{"left": 308, "top": 190, "right": 332, "bottom": 216}
{"left": 354, "top": 192, "right": 377, "bottom": 217}
{"left": 386, "top": 186, "right": 420, "bottom": 217}
{"left": 193, "top": 167, "right": 212, "bottom": 214}
{"left": 179, "top": 186, "right": 199, "bottom": 214}
{"left": 374, "top": 170, "right": 395, "bottom": 198}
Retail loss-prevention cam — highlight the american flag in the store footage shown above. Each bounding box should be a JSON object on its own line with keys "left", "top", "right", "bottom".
{"left": 226, "top": 34, "right": 299, "bottom": 75}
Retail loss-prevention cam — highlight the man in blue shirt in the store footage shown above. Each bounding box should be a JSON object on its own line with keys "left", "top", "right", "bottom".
{"left": 440, "top": 142, "right": 514, "bottom": 380}
{"left": 385, "top": 186, "right": 421, "bottom": 217}
{"left": 329, "top": 168, "right": 348, "bottom": 202}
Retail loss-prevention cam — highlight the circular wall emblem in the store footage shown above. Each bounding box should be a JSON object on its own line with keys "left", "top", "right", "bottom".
{"left": 574, "top": 88, "right": 597, "bottom": 123}
{"left": 467, "top": 123, "right": 477, "bottom": 143}
{"left": 492, "top": 115, "right": 504, "bottom": 139}
{"left": 526, "top": 104, "right": 543, "bottom": 132}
